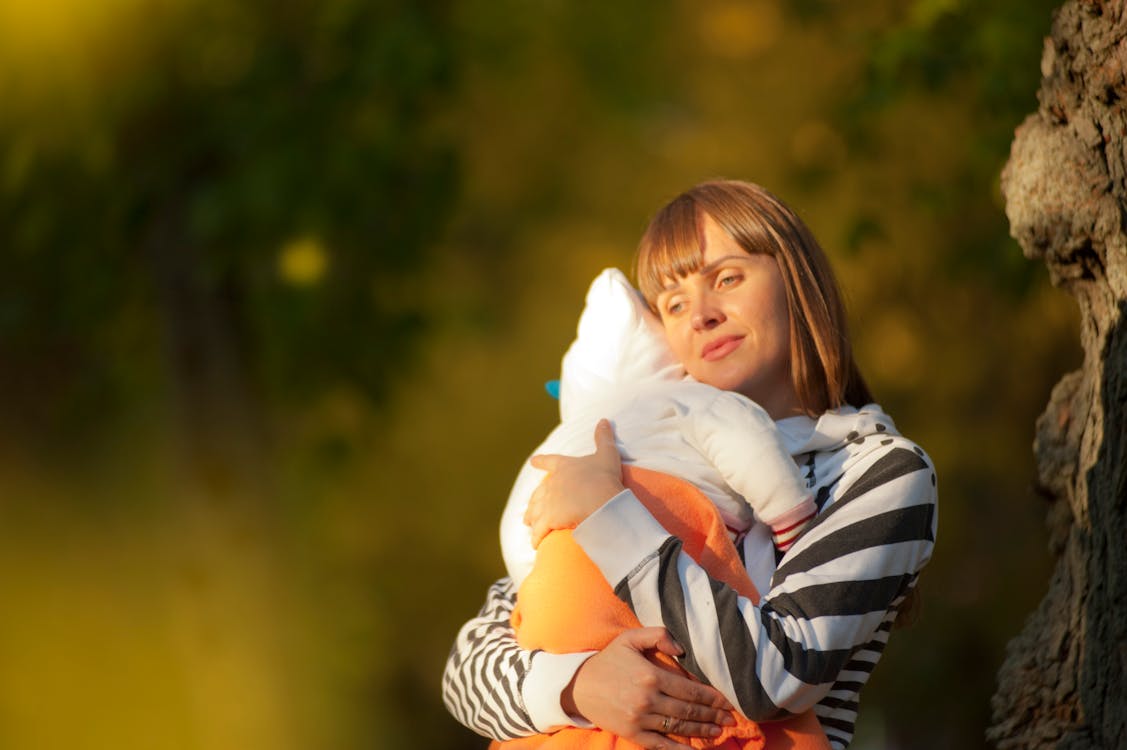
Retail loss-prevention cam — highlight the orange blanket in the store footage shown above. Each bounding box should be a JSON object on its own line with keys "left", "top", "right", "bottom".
{"left": 493, "top": 466, "right": 829, "bottom": 750}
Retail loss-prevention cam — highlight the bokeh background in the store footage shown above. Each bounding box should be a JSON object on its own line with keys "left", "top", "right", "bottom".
{"left": 0, "top": 0, "right": 1080, "bottom": 748}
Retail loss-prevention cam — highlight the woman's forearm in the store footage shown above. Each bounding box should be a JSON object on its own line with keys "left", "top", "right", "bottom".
{"left": 571, "top": 440, "right": 937, "bottom": 723}
{"left": 442, "top": 577, "right": 596, "bottom": 739}
{"left": 442, "top": 578, "right": 539, "bottom": 739}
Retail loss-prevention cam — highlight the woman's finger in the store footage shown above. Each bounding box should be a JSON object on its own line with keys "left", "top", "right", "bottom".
{"left": 526, "top": 491, "right": 543, "bottom": 547}
{"left": 644, "top": 712, "right": 723, "bottom": 743}
{"left": 528, "top": 509, "right": 557, "bottom": 549}
{"left": 593, "top": 418, "right": 618, "bottom": 458}
{"left": 525, "top": 484, "right": 555, "bottom": 548}
{"left": 653, "top": 695, "right": 735, "bottom": 725}
{"left": 651, "top": 667, "right": 735, "bottom": 713}
{"left": 616, "top": 626, "right": 681, "bottom": 654}
{"left": 523, "top": 481, "right": 544, "bottom": 526}
{"left": 529, "top": 452, "right": 563, "bottom": 471}
{"left": 647, "top": 695, "right": 736, "bottom": 737}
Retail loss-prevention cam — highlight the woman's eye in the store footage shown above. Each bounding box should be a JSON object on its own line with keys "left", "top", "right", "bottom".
{"left": 667, "top": 300, "right": 685, "bottom": 315}
{"left": 718, "top": 273, "right": 742, "bottom": 287}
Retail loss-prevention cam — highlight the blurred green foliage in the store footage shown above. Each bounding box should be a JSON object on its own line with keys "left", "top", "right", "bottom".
{"left": 1, "top": 0, "right": 455, "bottom": 454}
{"left": 0, "top": 1, "right": 1079, "bottom": 749}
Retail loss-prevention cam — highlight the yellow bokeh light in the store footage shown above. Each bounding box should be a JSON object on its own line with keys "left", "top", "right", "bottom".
{"left": 0, "top": 0, "right": 194, "bottom": 115}
{"left": 278, "top": 237, "right": 329, "bottom": 286}
{"left": 0, "top": 0, "right": 157, "bottom": 77}
{"left": 697, "top": 0, "right": 783, "bottom": 60}
{"left": 0, "top": 0, "right": 110, "bottom": 61}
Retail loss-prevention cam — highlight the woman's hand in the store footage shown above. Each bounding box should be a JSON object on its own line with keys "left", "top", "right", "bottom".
{"left": 524, "top": 419, "right": 626, "bottom": 548}
{"left": 563, "top": 627, "right": 737, "bottom": 750}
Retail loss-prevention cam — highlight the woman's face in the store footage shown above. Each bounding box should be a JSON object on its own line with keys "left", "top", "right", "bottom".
{"left": 655, "top": 214, "right": 801, "bottom": 418}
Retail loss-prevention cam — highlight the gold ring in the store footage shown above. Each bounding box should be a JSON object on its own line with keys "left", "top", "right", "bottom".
{"left": 662, "top": 716, "right": 671, "bottom": 733}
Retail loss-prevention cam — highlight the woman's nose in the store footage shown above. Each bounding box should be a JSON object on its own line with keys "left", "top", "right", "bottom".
{"left": 691, "top": 300, "right": 725, "bottom": 331}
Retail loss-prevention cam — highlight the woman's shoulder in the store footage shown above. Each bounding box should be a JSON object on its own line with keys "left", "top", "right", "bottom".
{"left": 839, "top": 431, "right": 935, "bottom": 489}
{"left": 842, "top": 427, "right": 932, "bottom": 468}
{"left": 803, "top": 405, "right": 936, "bottom": 503}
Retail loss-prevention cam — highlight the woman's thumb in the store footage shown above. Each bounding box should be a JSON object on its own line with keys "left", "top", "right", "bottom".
{"left": 594, "top": 418, "right": 618, "bottom": 453}
{"left": 623, "top": 626, "right": 683, "bottom": 656}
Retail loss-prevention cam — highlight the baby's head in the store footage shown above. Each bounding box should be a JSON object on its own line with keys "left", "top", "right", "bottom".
{"left": 558, "top": 268, "right": 681, "bottom": 421}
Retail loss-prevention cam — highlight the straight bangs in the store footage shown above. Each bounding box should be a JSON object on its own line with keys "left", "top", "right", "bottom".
{"left": 636, "top": 191, "right": 791, "bottom": 311}
{"left": 635, "top": 195, "right": 707, "bottom": 310}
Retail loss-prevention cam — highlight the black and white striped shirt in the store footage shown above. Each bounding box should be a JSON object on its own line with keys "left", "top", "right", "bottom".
{"left": 443, "top": 406, "right": 937, "bottom": 748}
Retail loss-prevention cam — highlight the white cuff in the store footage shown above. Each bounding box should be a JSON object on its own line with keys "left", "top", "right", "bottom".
{"left": 572, "top": 489, "right": 670, "bottom": 585}
{"left": 524, "top": 651, "right": 597, "bottom": 732}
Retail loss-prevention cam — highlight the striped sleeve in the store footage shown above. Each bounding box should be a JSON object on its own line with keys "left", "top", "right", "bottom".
{"left": 442, "top": 577, "right": 597, "bottom": 739}
{"left": 571, "top": 442, "right": 937, "bottom": 726}
{"left": 441, "top": 578, "right": 538, "bottom": 740}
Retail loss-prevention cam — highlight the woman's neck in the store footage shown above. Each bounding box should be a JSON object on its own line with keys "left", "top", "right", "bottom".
{"left": 751, "top": 385, "right": 805, "bottom": 421}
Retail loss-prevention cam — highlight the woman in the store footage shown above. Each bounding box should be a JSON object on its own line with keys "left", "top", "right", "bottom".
{"left": 443, "top": 180, "right": 937, "bottom": 750}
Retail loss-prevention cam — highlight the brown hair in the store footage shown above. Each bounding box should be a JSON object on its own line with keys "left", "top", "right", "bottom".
{"left": 635, "top": 180, "right": 873, "bottom": 416}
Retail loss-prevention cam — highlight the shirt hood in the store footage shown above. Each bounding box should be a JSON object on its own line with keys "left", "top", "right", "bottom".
{"left": 775, "top": 403, "right": 900, "bottom": 457}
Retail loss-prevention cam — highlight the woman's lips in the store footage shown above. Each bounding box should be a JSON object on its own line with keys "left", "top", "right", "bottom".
{"left": 701, "top": 335, "right": 744, "bottom": 361}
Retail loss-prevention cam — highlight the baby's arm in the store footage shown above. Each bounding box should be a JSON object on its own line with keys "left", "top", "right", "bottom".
{"left": 684, "top": 390, "right": 814, "bottom": 551}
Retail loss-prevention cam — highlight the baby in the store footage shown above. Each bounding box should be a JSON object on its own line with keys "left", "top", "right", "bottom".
{"left": 500, "top": 268, "right": 815, "bottom": 588}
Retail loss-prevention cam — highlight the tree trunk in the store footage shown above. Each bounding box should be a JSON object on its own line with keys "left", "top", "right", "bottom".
{"left": 989, "top": 1, "right": 1127, "bottom": 747}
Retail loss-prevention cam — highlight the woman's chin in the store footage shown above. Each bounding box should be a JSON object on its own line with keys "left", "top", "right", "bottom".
{"left": 696, "top": 372, "right": 755, "bottom": 398}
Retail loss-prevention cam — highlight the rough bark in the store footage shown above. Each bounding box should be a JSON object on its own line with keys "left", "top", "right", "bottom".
{"left": 989, "top": 1, "right": 1127, "bottom": 748}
